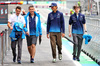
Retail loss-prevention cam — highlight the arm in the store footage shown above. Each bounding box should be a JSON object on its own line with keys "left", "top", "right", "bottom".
{"left": 7, "top": 15, "right": 13, "bottom": 30}
{"left": 24, "top": 24, "right": 26, "bottom": 28}
{"left": 69, "top": 25, "right": 71, "bottom": 37}
{"left": 7, "top": 22, "right": 13, "bottom": 30}
{"left": 83, "top": 15, "right": 87, "bottom": 34}
{"left": 22, "top": 16, "right": 26, "bottom": 28}
{"left": 83, "top": 24, "right": 87, "bottom": 34}
{"left": 69, "top": 16, "right": 73, "bottom": 37}
{"left": 47, "top": 14, "right": 50, "bottom": 38}
{"left": 22, "top": 18, "right": 29, "bottom": 36}
{"left": 23, "top": 27, "right": 29, "bottom": 36}
{"left": 39, "top": 16, "right": 42, "bottom": 36}
{"left": 61, "top": 13, "right": 65, "bottom": 37}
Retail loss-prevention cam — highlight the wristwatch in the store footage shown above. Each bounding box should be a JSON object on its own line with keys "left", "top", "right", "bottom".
{"left": 85, "top": 31, "right": 87, "bottom": 32}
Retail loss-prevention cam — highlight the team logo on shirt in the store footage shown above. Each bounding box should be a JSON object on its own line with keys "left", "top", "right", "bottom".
{"left": 50, "top": 14, "right": 54, "bottom": 20}
{"left": 80, "top": 16, "right": 83, "bottom": 21}
{"left": 72, "top": 16, "right": 76, "bottom": 22}
{"left": 57, "top": 13, "right": 60, "bottom": 18}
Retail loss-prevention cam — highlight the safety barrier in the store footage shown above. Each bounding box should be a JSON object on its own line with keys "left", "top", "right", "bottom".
{"left": 0, "top": 29, "right": 11, "bottom": 65}
{"left": 64, "top": 15, "right": 100, "bottom": 65}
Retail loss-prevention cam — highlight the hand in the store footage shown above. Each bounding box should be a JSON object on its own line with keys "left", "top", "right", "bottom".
{"left": 69, "top": 33, "right": 71, "bottom": 37}
{"left": 26, "top": 32, "right": 29, "bottom": 36}
{"left": 47, "top": 34, "right": 49, "bottom": 38}
{"left": 10, "top": 27, "right": 13, "bottom": 30}
{"left": 39, "top": 35, "right": 42, "bottom": 37}
{"left": 62, "top": 33, "right": 65, "bottom": 37}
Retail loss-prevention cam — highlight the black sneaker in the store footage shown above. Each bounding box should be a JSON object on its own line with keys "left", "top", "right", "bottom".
{"left": 13, "top": 56, "right": 16, "bottom": 62}
{"left": 17, "top": 60, "right": 21, "bottom": 64}
{"left": 31, "top": 58, "right": 34, "bottom": 63}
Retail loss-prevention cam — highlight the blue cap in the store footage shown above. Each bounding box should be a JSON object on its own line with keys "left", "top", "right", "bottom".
{"left": 49, "top": 3, "right": 57, "bottom": 7}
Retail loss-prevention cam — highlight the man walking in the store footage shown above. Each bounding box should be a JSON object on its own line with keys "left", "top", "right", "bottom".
{"left": 8, "top": 6, "right": 29, "bottom": 64}
{"left": 47, "top": 3, "right": 65, "bottom": 63}
{"left": 24, "top": 5, "right": 42, "bottom": 63}
{"left": 69, "top": 5, "right": 87, "bottom": 61}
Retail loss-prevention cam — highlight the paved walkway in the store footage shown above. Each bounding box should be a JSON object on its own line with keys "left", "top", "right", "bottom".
{"left": 0, "top": 8, "right": 81, "bottom": 66}
{"left": 2, "top": 24, "right": 79, "bottom": 66}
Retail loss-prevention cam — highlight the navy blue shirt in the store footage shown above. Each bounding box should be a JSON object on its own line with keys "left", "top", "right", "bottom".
{"left": 69, "top": 13, "right": 86, "bottom": 34}
{"left": 29, "top": 14, "right": 36, "bottom": 35}
{"left": 47, "top": 10, "right": 65, "bottom": 34}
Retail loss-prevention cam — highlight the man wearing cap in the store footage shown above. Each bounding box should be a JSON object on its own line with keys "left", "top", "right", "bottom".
{"left": 47, "top": 3, "right": 65, "bottom": 63}
{"left": 69, "top": 5, "right": 87, "bottom": 61}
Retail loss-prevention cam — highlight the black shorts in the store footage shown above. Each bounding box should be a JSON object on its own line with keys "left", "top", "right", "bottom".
{"left": 26, "top": 35, "right": 37, "bottom": 46}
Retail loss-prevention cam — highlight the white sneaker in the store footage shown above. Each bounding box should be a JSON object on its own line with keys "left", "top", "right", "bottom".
{"left": 58, "top": 54, "right": 62, "bottom": 60}
{"left": 52, "top": 59, "right": 56, "bottom": 63}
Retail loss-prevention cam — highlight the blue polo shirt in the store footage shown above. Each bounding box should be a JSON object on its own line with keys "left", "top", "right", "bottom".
{"left": 69, "top": 13, "right": 86, "bottom": 34}
{"left": 29, "top": 14, "right": 36, "bottom": 35}
{"left": 47, "top": 10, "right": 65, "bottom": 34}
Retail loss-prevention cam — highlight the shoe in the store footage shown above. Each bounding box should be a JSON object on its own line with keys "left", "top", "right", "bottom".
{"left": 77, "top": 58, "right": 80, "bottom": 61}
{"left": 73, "top": 55, "right": 76, "bottom": 60}
{"left": 31, "top": 58, "right": 34, "bottom": 63}
{"left": 52, "top": 58, "right": 56, "bottom": 63}
{"left": 13, "top": 56, "right": 16, "bottom": 62}
{"left": 17, "top": 60, "right": 21, "bottom": 64}
{"left": 58, "top": 54, "right": 62, "bottom": 60}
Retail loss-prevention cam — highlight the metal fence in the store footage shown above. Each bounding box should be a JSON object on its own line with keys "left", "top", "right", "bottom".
{"left": 64, "top": 15, "right": 100, "bottom": 65}
{"left": 0, "top": 29, "right": 11, "bottom": 65}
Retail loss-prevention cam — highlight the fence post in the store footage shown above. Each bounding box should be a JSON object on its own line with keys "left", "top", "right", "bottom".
{"left": 0, "top": 33, "right": 1, "bottom": 64}
{"left": 5, "top": 29, "right": 8, "bottom": 56}
{"left": 8, "top": 28, "right": 11, "bottom": 51}
{"left": 1, "top": 31, "right": 4, "bottom": 65}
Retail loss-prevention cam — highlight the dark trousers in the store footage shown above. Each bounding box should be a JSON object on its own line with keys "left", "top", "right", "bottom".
{"left": 11, "top": 37, "right": 23, "bottom": 61}
{"left": 50, "top": 32, "right": 62, "bottom": 58}
{"left": 72, "top": 34, "right": 83, "bottom": 59}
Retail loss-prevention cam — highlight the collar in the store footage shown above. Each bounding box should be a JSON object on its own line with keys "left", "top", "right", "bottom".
{"left": 74, "top": 13, "right": 80, "bottom": 16}
{"left": 73, "top": 13, "right": 81, "bottom": 18}
{"left": 14, "top": 14, "right": 21, "bottom": 17}
{"left": 29, "top": 13, "right": 36, "bottom": 18}
{"left": 52, "top": 10, "right": 59, "bottom": 14}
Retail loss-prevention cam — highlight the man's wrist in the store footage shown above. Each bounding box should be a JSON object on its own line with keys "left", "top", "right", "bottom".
{"left": 69, "top": 32, "right": 71, "bottom": 34}
{"left": 9, "top": 26, "right": 12, "bottom": 28}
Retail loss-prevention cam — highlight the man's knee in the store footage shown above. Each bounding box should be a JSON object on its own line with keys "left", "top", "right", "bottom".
{"left": 31, "top": 44, "right": 36, "bottom": 48}
{"left": 28, "top": 46, "right": 31, "bottom": 49}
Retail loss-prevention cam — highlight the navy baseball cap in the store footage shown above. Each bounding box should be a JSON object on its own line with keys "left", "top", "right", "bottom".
{"left": 49, "top": 3, "right": 57, "bottom": 7}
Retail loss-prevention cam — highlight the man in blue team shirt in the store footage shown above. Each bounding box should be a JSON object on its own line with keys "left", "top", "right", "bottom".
{"left": 69, "top": 5, "right": 87, "bottom": 61}
{"left": 47, "top": 3, "right": 65, "bottom": 63}
{"left": 24, "top": 5, "right": 42, "bottom": 63}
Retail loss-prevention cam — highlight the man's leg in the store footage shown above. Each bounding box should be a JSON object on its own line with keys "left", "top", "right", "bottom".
{"left": 31, "top": 35, "right": 37, "bottom": 63}
{"left": 50, "top": 33, "right": 56, "bottom": 60}
{"left": 31, "top": 44, "right": 36, "bottom": 59}
{"left": 28, "top": 46, "right": 32, "bottom": 57}
{"left": 26, "top": 36, "right": 32, "bottom": 57}
{"left": 72, "top": 34, "right": 78, "bottom": 60}
{"left": 56, "top": 33, "right": 62, "bottom": 60}
{"left": 11, "top": 41, "right": 17, "bottom": 62}
{"left": 17, "top": 37, "right": 23, "bottom": 63}
{"left": 77, "top": 34, "right": 83, "bottom": 61}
